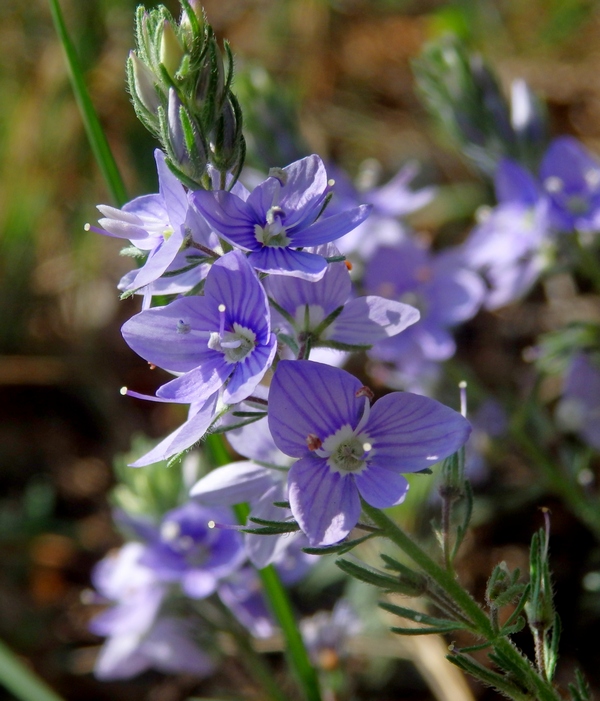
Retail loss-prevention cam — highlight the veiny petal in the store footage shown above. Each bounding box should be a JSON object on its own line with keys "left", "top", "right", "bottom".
{"left": 326, "top": 297, "right": 420, "bottom": 346}
{"left": 125, "top": 226, "right": 186, "bottom": 292}
{"left": 122, "top": 296, "right": 221, "bottom": 373}
{"left": 365, "top": 392, "right": 471, "bottom": 473}
{"left": 155, "top": 149, "right": 188, "bottom": 226}
{"left": 204, "top": 250, "right": 271, "bottom": 336}
{"left": 224, "top": 334, "right": 277, "bottom": 405}
{"left": 249, "top": 247, "right": 328, "bottom": 280}
{"left": 226, "top": 414, "right": 290, "bottom": 466}
{"left": 192, "top": 190, "right": 257, "bottom": 250}
{"left": 354, "top": 466, "right": 409, "bottom": 508}
{"left": 156, "top": 355, "right": 230, "bottom": 403}
{"left": 290, "top": 205, "right": 371, "bottom": 247}
{"left": 264, "top": 257, "right": 351, "bottom": 316}
{"left": 268, "top": 360, "right": 364, "bottom": 457}
{"left": 190, "top": 462, "right": 276, "bottom": 504}
{"left": 129, "top": 394, "right": 218, "bottom": 467}
{"left": 245, "top": 483, "right": 291, "bottom": 568}
{"left": 277, "top": 155, "right": 329, "bottom": 229}
{"left": 288, "top": 454, "right": 361, "bottom": 546}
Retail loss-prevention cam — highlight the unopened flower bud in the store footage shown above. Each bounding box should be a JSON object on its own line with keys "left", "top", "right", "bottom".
{"left": 164, "top": 88, "right": 208, "bottom": 182}
{"left": 438, "top": 450, "right": 465, "bottom": 501}
{"left": 160, "top": 19, "right": 184, "bottom": 78}
{"left": 129, "top": 52, "right": 161, "bottom": 116}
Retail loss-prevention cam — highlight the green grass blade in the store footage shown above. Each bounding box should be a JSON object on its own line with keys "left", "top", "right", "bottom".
{"left": 48, "top": 0, "right": 128, "bottom": 206}
{"left": 0, "top": 639, "right": 66, "bottom": 701}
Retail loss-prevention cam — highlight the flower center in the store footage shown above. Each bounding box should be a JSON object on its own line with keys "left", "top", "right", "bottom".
{"left": 254, "top": 206, "right": 291, "bottom": 248}
{"left": 319, "top": 424, "right": 372, "bottom": 475}
{"left": 331, "top": 437, "right": 367, "bottom": 472}
{"left": 566, "top": 195, "right": 589, "bottom": 216}
{"left": 161, "top": 519, "right": 209, "bottom": 566}
{"left": 208, "top": 323, "right": 256, "bottom": 363}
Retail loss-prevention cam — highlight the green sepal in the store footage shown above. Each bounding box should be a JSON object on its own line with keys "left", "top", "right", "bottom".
{"left": 544, "top": 612, "right": 561, "bottom": 682}
{"left": 317, "top": 340, "right": 372, "bottom": 352}
{"left": 451, "top": 478, "right": 473, "bottom": 561}
{"left": 210, "top": 414, "right": 266, "bottom": 434}
{"left": 502, "top": 583, "right": 531, "bottom": 630}
{"left": 311, "top": 305, "right": 344, "bottom": 339}
{"left": 120, "top": 245, "right": 147, "bottom": 259}
{"left": 302, "top": 533, "right": 376, "bottom": 556}
{"left": 277, "top": 333, "right": 299, "bottom": 355}
{"left": 242, "top": 519, "right": 300, "bottom": 536}
{"left": 268, "top": 296, "right": 297, "bottom": 327}
{"left": 230, "top": 411, "right": 268, "bottom": 419}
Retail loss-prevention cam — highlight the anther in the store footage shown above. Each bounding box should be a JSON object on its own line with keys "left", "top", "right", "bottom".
{"left": 355, "top": 386, "right": 374, "bottom": 401}
{"left": 306, "top": 433, "right": 322, "bottom": 451}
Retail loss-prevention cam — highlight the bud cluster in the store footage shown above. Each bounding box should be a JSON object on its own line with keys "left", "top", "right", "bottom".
{"left": 413, "top": 35, "right": 547, "bottom": 174}
{"left": 127, "top": 0, "right": 245, "bottom": 188}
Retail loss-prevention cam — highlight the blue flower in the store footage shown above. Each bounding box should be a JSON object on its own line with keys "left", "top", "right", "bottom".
{"left": 141, "top": 501, "right": 245, "bottom": 598}
{"left": 264, "top": 243, "right": 420, "bottom": 350}
{"left": 89, "top": 543, "right": 214, "bottom": 680}
{"left": 540, "top": 137, "right": 600, "bottom": 233}
{"left": 556, "top": 353, "right": 600, "bottom": 450}
{"left": 90, "top": 150, "right": 215, "bottom": 307}
{"left": 191, "top": 399, "right": 316, "bottom": 570}
{"left": 122, "top": 249, "right": 277, "bottom": 407}
{"left": 268, "top": 360, "right": 471, "bottom": 546}
{"left": 192, "top": 155, "right": 371, "bottom": 280}
{"left": 364, "top": 238, "right": 485, "bottom": 390}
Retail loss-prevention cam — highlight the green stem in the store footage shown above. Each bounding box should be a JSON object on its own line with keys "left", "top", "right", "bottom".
{"left": 48, "top": 0, "right": 128, "bottom": 206}
{"left": 361, "top": 502, "right": 562, "bottom": 701}
{"left": 256, "top": 564, "right": 322, "bottom": 701}
{"left": 361, "top": 501, "right": 492, "bottom": 635}
{"left": 205, "top": 435, "right": 322, "bottom": 701}
{"left": 0, "top": 639, "right": 66, "bottom": 701}
{"left": 214, "top": 601, "right": 288, "bottom": 701}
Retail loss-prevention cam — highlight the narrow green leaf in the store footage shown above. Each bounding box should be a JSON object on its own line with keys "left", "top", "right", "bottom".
{"left": 499, "top": 616, "right": 526, "bottom": 637}
{"left": 447, "top": 651, "right": 530, "bottom": 701}
{"left": 488, "top": 650, "right": 535, "bottom": 693}
{"left": 379, "top": 601, "right": 465, "bottom": 629}
{"left": 391, "top": 625, "right": 458, "bottom": 636}
{"left": 48, "top": 0, "right": 127, "bottom": 206}
{"left": 0, "top": 639, "right": 66, "bottom": 701}
{"left": 502, "top": 583, "right": 531, "bottom": 630}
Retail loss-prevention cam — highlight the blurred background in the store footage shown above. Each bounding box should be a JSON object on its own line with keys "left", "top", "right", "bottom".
{"left": 2, "top": 0, "right": 600, "bottom": 699}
